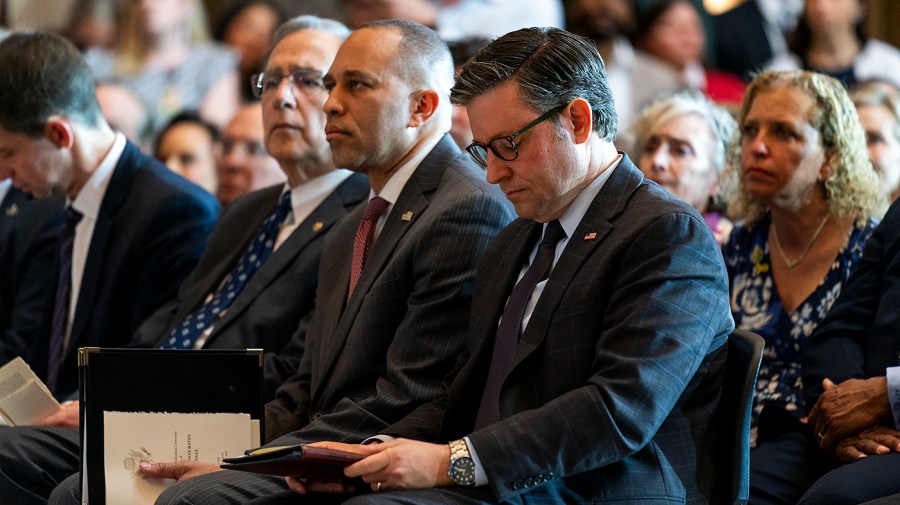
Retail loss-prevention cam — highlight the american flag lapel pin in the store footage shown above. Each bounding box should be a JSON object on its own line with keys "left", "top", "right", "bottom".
{"left": 312, "top": 222, "right": 324, "bottom": 232}
{"left": 584, "top": 232, "right": 598, "bottom": 240}
{"left": 401, "top": 211, "right": 414, "bottom": 221}
{"left": 5, "top": 204, "right": 17, "bottom": 217}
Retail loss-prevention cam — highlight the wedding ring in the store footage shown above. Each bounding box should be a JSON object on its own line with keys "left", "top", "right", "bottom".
{"left": 817, "top": 432, "right": 825, "bottom": 443}
{"left": 376, "top": 482, "right": 383, "bottom": 492}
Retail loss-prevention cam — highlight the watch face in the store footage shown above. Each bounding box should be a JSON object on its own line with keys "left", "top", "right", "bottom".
{"left": 450, "top": 457, "right": 476, "bottom": 486}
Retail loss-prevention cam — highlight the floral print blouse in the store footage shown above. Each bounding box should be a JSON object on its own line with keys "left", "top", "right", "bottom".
{"left": 723, "top": 215, "right": 876, "bottom": 444}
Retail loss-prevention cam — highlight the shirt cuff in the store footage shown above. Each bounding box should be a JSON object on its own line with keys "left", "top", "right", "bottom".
{"left": 361, "top": 435, "right": 394, "bottom": 444}
{"left": 886, "top": 366, "right": 900, "bottom": 430}
{"left": 463, "top": 436, "right": 488, "bottom": 487}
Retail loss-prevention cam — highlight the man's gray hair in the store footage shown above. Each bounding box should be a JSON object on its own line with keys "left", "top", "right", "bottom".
{"left": 272, "top": 15, "right": 351, "bottom": 47}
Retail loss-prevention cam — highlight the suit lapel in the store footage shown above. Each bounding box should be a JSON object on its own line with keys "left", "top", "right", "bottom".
{"left": 313, "top": 136, "right": 458, "bottom": 397}
{"left": 168, "top": 187, "right": 280, "bottom": 329}
{"left": 214, "top": 175, "right": 367, "bottom": 336}
{"left": 510, "top": 156, "right": 645, "bottom": 368}
{"left": 68, "top": 142, "right": 141, "bottom": 350}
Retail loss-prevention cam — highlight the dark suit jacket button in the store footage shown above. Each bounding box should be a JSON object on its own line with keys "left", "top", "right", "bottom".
{"left": 512, "top": 479, "right": 523, "bottom": 490}
{"left": 524, "top": 477, "right": 534, "bottom": 487}
{"left": 546, "top": 471, "right": 554, "bottom": 479}
{"left": 311, "top": 411, "right": 323, "bottom": 420}
{"left": 535, "top": 475, "right": 545, "bottom": 484}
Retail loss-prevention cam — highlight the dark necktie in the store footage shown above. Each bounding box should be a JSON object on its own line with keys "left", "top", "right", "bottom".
{"left": 474, "top": 220, "right": 566, "bottom": 430}
{"left": 348, "top": 196, "right": 389, "bottom": 300}
{"left": 47, "top": 206, "right": 83, "bottom": 392}
{"left": 159, "top": 192, "right": 293, "bottom": 350}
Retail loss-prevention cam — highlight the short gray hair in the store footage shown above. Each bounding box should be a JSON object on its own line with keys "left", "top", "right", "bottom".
{"left": 272, "top": 15, "right": 351, "bottom": 45}
{"left": 629, "top": 90, "right": 737, "bottom": 174}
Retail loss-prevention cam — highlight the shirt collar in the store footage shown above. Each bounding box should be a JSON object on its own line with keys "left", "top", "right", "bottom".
{"left": 556, "top": 153, "right": 622, "bottom": 239}
{"left": 369, "top": 133, "right": 444, "bottom": 205}
{"left": 0, "top": 178, "right": 11, "bottom": 204}
{"left": 284, "top": 168, "right": 354, "bottom": 223}
{"left": 71, "top": 133, "right": 126, "bottom": 219}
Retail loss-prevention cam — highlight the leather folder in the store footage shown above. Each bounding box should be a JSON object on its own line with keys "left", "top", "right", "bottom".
{"left": 221, "top": 444, "right": 363, "bottom": 483}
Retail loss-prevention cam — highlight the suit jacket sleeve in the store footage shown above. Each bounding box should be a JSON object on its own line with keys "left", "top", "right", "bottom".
{"left": 127, "top": 192, "right": 218, "bottom": 333}
{"left": 0, "top": 197, "right": 62, "bottom": 368}
{"left": 468, "top": 209, "right": 731, "bottom": 501}
{"left": 803, "top": 203, "right": 900, "bottom": 409}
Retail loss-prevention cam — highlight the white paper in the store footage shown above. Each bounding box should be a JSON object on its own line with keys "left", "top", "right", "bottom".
{"left": 0, "top": 356, "right": 60, "bottom": 425}
{"left": 102, "top": 411, "right": 254, "bottom": 505}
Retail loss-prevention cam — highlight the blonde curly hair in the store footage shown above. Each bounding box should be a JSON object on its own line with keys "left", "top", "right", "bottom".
{"left": 722, "top": 70, "right": 886, "bottom": 225}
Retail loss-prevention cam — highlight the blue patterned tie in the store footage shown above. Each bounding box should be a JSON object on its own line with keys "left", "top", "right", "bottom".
{"left": 46, "top": 206, "right": 83, "bottom": 392}
{"left": 160, "top": 192, "right": 293, "bottom": 350}
{"left": 474, "top": 220, "right": 566, "bottom": 429}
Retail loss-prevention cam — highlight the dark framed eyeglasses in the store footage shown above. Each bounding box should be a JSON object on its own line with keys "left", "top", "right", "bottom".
{"left": 251, "top": 68, "right": 326, "bottom": 98}
{"left": 465, "top": 104, "right": 566, "bottom": 167}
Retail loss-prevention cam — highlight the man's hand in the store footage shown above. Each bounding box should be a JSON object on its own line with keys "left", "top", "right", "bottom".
{"left": 808, "top": 377, "right": 892, "bottom": 451}
{"left": 343, "top": 438, "right": 452, "bottom": 492}
{"left": 139, "top": 461, "right": 222, "bottom": 481}
{"left": 835, "top": 426, "right": 900, "bottom": 462}
{"left": 284, "top": 439, "right": 453, "bottom": 495}
{"left": 34, "top": 401, "right": 80, "bottom": 428}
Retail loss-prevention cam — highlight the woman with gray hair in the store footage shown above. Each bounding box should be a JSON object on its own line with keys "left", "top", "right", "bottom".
{"left": 630, "top": 89, "right": 737, "bottom": 243}
{"left": 722, "top": 70, "right": 885, "bottom": 449}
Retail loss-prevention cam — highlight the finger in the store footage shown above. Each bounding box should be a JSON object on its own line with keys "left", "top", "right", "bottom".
{"left": 344, "top": 452, "right": 390, "bottom": 478}
{"left": 836, "top": 444, "right": 866, "bottom": 462}
{"left": 140, "top": 462, "right": 187, "bottom": 479}
{"left": 865, "top": 433, "right": 900, "bottom": 452}
{"left": 304, "top": 481, "right": 350, "bottom": 493}
{"left": 822, "top": 378, "right": 836, "bottom": 390}
{"left": 857, "top": 438, "right": 890, "bottom": 456}
{"left": 285, "top": 476, "right": 307, "bottom": 495}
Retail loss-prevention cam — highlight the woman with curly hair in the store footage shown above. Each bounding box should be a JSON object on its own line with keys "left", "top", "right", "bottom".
{"left": 722, "top": 70, "right": 886, "bottom": 448}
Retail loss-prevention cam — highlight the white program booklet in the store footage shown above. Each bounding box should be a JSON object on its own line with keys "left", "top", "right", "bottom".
{"left": 101, "top": 411, "right": 256, "bottom": 505}
{"left": 0, "top": 357, "right": 60, "bottom": 425}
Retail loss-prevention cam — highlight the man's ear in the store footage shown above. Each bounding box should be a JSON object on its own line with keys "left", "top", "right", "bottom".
{"left": 408, "top": 90, "right": 440, "bottom": 127}
{"left": 566, "top": 98, "right": 593, "bottom": 144}
{"left": 43, "top": 116, "right": 74, "bottom": 149}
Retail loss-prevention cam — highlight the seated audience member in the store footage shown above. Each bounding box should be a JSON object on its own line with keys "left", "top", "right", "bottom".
{"left": 565, "top": 0, "right": 648, "bottom": 138}
{"left": 95, "top": 82, "right": 151, "bottom": 150}
{"left": 64, "top": 0, "right": 120, "bottom": 51}
{"left": 767, "top": 0, "right": 900, "bottom": 89}
{"left": 0, "top": 179, "right": 63, "bottom": 369}
{"left": 717, "top": 70, "right": 886, "bottom": 502}
{"left": 851, "top": 80, "right": 900, "bottom": 201}
{"left": 711, "top": 0, "right": 802, "bottom": 82}
{"left": 796, "top": 201, "right": 900, "bottom": 503}
{"left": 629, "top": 90, "right": 737, "bottom": 243}
{"left": 632, "top": 0, "right": 745, "bottom": 110}
{"left": 2, "top": 16, "right": 370, "bottom": 505}
{"left": 446, "top": 36, "right": 490, "bottom": 153}
{"left": 154, "top": 111, "right": 220, "bottom": 195}
{"left": 296, "top": 26, "right": 732, "bottom": 504}
{"left": 0, "top": 28, "right": 219, "bottom": 402}
{"left": 85, "top": 0, "right": 240, "bottom": 135}
{"left": 215, "top": 0, "right": 287, "bottom": 101}
{"left": 215, "top": 102, "right": 286, "bottom": 205}
{"left": 141, "top": 19, "right": 515, "bottom": 504}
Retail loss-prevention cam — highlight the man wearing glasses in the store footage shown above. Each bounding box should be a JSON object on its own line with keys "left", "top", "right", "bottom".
{"left": 142, "top": 18, "right": 514, "bottom": 504}
{"left": 299, "top": 27, "right": 734, "bottom": 504}
{"left": 0, "top": 16, "right": 372, "bottom": 505}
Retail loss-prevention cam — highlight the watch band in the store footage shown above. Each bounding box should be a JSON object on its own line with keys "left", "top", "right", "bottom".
{"left": 449, "top": 438, "right": 470, "bottom": 459}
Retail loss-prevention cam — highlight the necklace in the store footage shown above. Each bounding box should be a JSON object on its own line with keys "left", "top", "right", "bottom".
{"left": 771, "top": 215, "right": 830, "bottom": 269}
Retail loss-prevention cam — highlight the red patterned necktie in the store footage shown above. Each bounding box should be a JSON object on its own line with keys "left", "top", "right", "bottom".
{"left": 348, "top": 196, "right": 390, "bottom": 300}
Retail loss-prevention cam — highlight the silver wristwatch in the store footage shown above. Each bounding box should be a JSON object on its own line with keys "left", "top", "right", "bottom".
{"left": 448, "top": 438, "right": 476, "bottom": 486}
